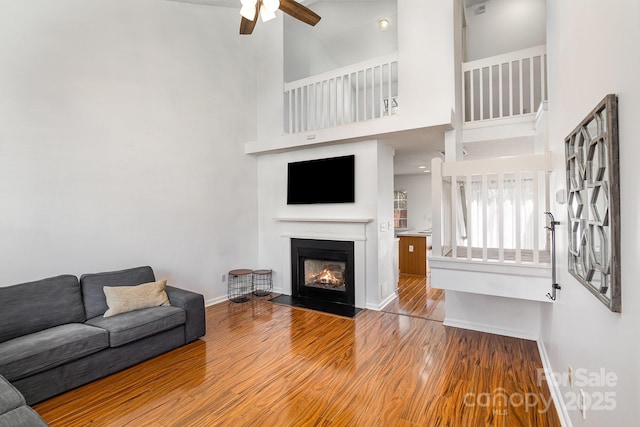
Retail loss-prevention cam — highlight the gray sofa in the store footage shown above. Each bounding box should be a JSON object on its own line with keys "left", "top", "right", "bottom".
{"left": 0, "top": 266, "right": 206, "bottom": 409}
{"left": 0, "top": 374, "right": 48, "bottom": 427}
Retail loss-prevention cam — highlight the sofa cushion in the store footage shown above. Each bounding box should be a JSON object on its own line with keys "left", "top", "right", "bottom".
{"left": 0, "top": 374, "right": 25, "bottom": 414}
{"left": 0, "top": 324, "right": 108, "bottom": 382}
{"left": 85, "top": 306, "right": 186, "bottom": 347}
{"left": 0, "top": 275, "right": 84, "bottom": 344}
{"left": 103, "top": 279, "right": 170, "bottom": 318}
{"left": 0, "top": 406, "right": 49, "bottom": 427}
{"left": 80, "top": 266, "right": 156, "bottom": 319}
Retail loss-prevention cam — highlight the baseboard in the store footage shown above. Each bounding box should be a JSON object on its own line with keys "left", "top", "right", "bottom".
{"left": 366, "top": 292, "right": 397, "bottom": 311}
{"left": 443, "top": 317, "right": 539, "bottom": 341}
{"left": 205, "top": 295, "right": 228, "bottom": 307}
{"left": 537, "top": 338, "right": 572, "bottom": 427}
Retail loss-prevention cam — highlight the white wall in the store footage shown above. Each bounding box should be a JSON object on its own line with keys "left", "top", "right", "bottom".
{"left": 464, "top": 0, "right": 546, "bottom": 61}
{"left": 257, "top": 14, "right": 285, "bottom": 145}
{"left": 444, "top": 290, "right": 542, "bottom": 340}
{"left": 377, "top": 142, "right": 397, "bottom": 303}
{"left": 394, "top": 173, "right": 432, "bottom": 230}
{"left": 283, "top": 16, "right": 337, "bottom": 82}
{"left": 543, "top": 0, "right": 640, "bottom": 425}
{"left": 256, "top": 140, "right": 396, "bottom": 309}
{"left": 0, "top": 0, "right": 259, "bottom": 303}
{"left": 398, "top": 0, "right": 455, "bottom": 125}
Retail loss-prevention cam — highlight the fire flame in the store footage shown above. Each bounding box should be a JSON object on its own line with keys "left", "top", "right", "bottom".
{"left": 317, "top": 269, "right": 339, "bottom": 284}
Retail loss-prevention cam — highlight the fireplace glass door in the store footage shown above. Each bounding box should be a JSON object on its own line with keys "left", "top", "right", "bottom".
{"left": 291, "top": 238, "right": 355, "bottom": 306}
{"left": 303, "top": 259, "right": 347, "bottom": 292}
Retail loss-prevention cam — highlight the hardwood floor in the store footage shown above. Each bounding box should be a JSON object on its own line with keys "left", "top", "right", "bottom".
{"left": 382, "top": 273, "right": 445, "bottom": 321}
{"left": 34, "top": 297, "right": 561, "bottom": 426}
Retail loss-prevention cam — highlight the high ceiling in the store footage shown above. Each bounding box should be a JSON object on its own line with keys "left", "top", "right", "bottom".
{"left": 167, "top": 0, "right": 445, "bottom": 176}
{"left": 284, "top": 0, "right": 397, "bottom": 81}
{"left": 167, "top": 0, "right": 241, "bottom": 7}
{"left": 166, "top": 0, "right": 545, "bottom": 175}
{"left": 167, "top": 0, "right": 315, "bottom": 8}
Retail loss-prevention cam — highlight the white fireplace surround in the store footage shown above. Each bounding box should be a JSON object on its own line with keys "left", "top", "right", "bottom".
{"left": 276, "top": 218, "right": 373, "bottom": 309}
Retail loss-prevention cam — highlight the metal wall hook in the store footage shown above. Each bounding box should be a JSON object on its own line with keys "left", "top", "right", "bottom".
{"left": 547, "top": 284, "right": 562, "bottom": 301}
{"left": 544, "top": 212, "right": 561, "bottom": 301}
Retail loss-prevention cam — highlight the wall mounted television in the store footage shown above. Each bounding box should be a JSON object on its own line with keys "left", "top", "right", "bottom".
{"left": 287, "top": 155, "right": 355, "bottom": 204}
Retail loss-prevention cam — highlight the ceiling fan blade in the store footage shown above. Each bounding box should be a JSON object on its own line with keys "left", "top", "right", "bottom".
{"left": 240, "top": 16, "right": 257, "bottom": 34}
{"left": 279, "top": 0, "right": 321, "bottom": 26}
{"left": 239, "top": 4, "right": 260, "bottom": 35}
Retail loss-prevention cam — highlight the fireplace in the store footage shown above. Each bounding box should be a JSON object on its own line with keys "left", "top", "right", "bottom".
{"left": 291, "top": 238, "right": 355, "bottom": 307}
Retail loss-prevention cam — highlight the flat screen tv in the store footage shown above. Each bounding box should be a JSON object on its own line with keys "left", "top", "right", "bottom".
{"left": 287, "top": 155, "right": 355, "bottom": 204}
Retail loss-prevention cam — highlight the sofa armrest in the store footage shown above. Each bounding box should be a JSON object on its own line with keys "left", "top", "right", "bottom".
{"left": 165, "top": 286, "right": 206, "bottom": 343}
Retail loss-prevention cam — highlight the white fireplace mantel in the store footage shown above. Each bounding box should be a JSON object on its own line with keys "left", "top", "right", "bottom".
{"left": 277, "top": 217, "right": 371, "bottom": 309}
{"left": 274, "top": 217, "right": 374, "bottom": 223}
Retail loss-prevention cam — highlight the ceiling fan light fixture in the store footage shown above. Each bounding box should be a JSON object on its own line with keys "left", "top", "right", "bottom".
{"left": 260, "top": 6, "right": 277, "bottom": 22}
{"left": 262, "top": 0, "right": 280, "bottom": 13}
{"left": 239, "top": 0, "right": 320, "bottom": 35}
{"left": 240, "top": 3, "right": 257, "bottom": 20}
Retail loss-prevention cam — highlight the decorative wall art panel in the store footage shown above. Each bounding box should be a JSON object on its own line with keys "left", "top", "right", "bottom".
{"left": 565, "top": 94, "right": 620, "bottom": 312}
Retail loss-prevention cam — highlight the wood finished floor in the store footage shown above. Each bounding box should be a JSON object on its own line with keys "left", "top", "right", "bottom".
{"left": 382, "top": 273, "right": 445, "bottom": 321}
{"left": 34, "top": 295, "right": 561, "bottom": 426}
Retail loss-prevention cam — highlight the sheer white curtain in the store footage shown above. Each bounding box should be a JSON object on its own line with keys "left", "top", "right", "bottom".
{"left": 462, "top": 175, "right": 536, "bottom": 250}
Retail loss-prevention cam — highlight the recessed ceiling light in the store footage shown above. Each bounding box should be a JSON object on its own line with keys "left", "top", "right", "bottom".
{"left": 418, "top": 165, "right": 427, "bottom": 169}
{"left": 423, "top": 170, "right": 431, "bottom": 173}
{"left": 378, "top": 18, "right": 390, "bottom": 31}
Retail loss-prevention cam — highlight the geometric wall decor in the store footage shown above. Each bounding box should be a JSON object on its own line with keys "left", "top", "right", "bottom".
{"left": 565, "top": 94, "right": 621, "bottom": 312}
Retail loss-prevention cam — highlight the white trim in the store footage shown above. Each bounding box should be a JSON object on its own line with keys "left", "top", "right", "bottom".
{"left": 441, "top": 153, "right": 551, "bottom": 176}
{"left": 374, "top": 292, "right": 398, "bottom": 311}
{"left": 462, "top": 117, "right": 536, "bottom": 143}
{"left": 429, "top": 256, "right": 551, "bottom": 277}
{"left": 535, "top": 100, "right": 548, "bottom": 126}
{"left": 205, "top": 295, "right": 228, "bottom": 307}
{"left": 284, "top": 53, "right": 398, "bottom": 90}
{"left": 537, "top": 338, "right": 573, "bottom": 427}
{"left": 281, "top": 232, "right": 366, "bottom": 242}
{"left": 462, "top": 45, "right": 547, "bottom": 73}
{"left": 275, "top": 217, "right": 374, "bottom": 223}
{"left": 462, "top": 112, "right": 536, "bottom": 130}
{"left": 431, "top": 264, "right": 552, "bottom": 303}
{"left": 443, "top": 317, "right": 539, "bottom": 341}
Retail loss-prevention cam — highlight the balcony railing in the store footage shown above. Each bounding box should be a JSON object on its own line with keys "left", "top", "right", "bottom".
{"left": 462, "top": 45, "right": 547, "bottom": 124}
{"left": 284, "top": 54, "right": 398, "bottom": 134}
{"left": 431, "top": 153, "right": 552, "bottom": 266}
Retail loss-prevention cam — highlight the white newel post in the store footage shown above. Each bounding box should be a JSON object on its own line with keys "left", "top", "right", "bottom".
{"left": 431, "top": 157, "right": 443, "bottom": 258}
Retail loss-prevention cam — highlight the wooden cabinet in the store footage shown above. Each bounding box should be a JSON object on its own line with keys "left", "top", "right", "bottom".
{"left": 398, "top": 236, "right": 427, "bottom": 276}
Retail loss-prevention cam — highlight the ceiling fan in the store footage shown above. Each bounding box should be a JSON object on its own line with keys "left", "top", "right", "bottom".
{"left": 239, "top": 0, "right": 321, "bottom": 35}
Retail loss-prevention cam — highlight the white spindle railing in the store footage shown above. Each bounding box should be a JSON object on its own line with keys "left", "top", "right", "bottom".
{"left": 462, "top": 45, "right": 547, "bottom": 123}
{"left": 284, "top": 54, "right": 398, "bottom": 134}
{"left": 431, "top": 154, "right": 552, "bottom": 266}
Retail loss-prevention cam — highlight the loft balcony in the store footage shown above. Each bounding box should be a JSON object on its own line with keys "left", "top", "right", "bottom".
{"left": 247, "top": 44, "right": 548, "bottom": 156}
{"left": 247, "top": 0, "right": 455, "bottom": 155}
{"left": 462, "top": 45, "right": 548, "bottom": 143}
{"left": 284, "top": 54, "right": 399, "bottom": 134}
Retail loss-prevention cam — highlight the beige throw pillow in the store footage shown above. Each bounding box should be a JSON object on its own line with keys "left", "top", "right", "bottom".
{"left": 103, "top": 279, "right": 171, "bottom": 318}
